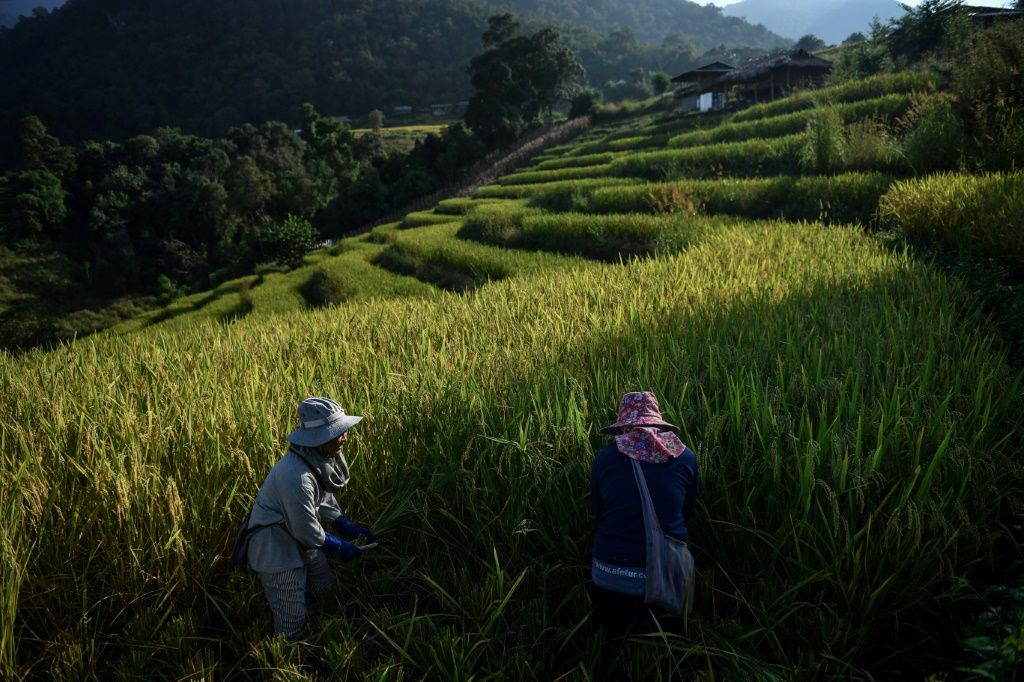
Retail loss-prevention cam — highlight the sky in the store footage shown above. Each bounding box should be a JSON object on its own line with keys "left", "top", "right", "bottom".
{"left": 705, "top": 0, "right": 1013, "bottom": 5}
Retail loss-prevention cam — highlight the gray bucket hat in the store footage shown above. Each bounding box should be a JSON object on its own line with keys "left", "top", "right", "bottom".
{"left": 287, "top": 397, "right": 362, "bottom": 447}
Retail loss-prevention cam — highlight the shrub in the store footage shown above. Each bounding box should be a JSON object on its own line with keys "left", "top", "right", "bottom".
{"left": 568, "top": 89, "right": 602, "bottom": 118}
{"left": 845, "top": 118, "right": 902, "bottom": 171}
{"left": 878, "top": 172, "right": 1024, "bottom": 278}
{"left": 257, "top": 215, "right": 317, "bottom": 270}
{"left": 800, "top": 108, "right": 848, "bottom": 174}
{"left": 949, "top": 20, "right": 1024, "bottom": 171}
{"left": 899, "top": 94, "right": 964, "bottom": 174}
{"left": 301, "top": 267, "right": 356, "bottom": 308}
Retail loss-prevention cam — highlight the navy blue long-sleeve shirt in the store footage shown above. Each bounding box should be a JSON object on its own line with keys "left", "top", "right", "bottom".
{"left": 590, "top": 441, "right": 700, "bottom": 568}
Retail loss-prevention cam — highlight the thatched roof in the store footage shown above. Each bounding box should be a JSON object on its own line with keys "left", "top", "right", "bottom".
{"left": 715, "top": 49, "right": 831, "bottom": 86}
{"left": 671, "top": 61, "right": 735, "bottom": 83}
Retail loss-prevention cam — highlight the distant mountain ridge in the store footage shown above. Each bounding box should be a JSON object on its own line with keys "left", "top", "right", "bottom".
{"left": 485, "top": 0, "right": 788, "bottom": 47}
{"left": 723, "top": 0, "right": 906, "bottom": 44}
{"left": 0, "top": 0, "right": 64, "bottom": 27}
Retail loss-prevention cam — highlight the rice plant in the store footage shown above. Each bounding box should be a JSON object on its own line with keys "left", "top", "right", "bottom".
{"left": 731, "top": 70, "right": 939, "bottom": 123}
{"left": 878, "top": 171, "right": 1024, "bottom": 276}
{"left": 584, "top": 172, "right": 896, "bottom": 225}
{"left": 608, "top": 134, "right": 806, "bottom": 181}
{"left": 1, "top": 221, "right": 1019, "bottom": 679}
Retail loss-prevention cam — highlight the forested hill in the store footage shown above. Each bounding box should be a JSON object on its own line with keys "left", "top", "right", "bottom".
{"left": 0, "top": 0, "right": 786, "bottom": 149}
{"left": 486, "top": 0, "right": 785, "bottom": 46}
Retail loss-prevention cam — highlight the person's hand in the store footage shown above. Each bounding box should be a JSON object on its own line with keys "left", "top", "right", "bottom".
{"left": 321, "top": 533, "right": 361, "bottom": 561}
{"left": 332, "top": 515, "right": 377, "bottom": 543}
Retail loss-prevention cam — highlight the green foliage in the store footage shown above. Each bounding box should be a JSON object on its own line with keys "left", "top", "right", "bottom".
{"left": 845, "top": 118, "right": 901, "bottom": 171}
{"left": 795, "top": 34, "right": 827, "bottom": 51}
{"left": 878, "top": 172, "right": 1024, "bottom": 278}
{"left": 800, "top": 108, "right": 848, "bottom": 174}
{"left": 830, "top": 40, "right": 890, "bottom": 82}
{"left": 465, "top": 14, "right": 584, "bottom": 147}
{"left": 258, "top": 215, "right": 317, "bottom": 270}
{"left": 650, "top": 71, "right": 671, "bottom": 95}
{"left": 0, "top": 169, "right": 66, "bottom": 237}
{"left": 887, "top": 0, "right": 965, "bottom": 65}
{"left": 949, "top": 20, "right": 1024, "bottom": 171}
{"left": 568, "top": 88, "right": 602, "bottom": 119}
{"left": 899, "top": 95, "right": 964, "bottom": 174}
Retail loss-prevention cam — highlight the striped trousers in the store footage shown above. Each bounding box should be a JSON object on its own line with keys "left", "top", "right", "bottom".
{"left": 258, "top": 550, "right": 336, "bottom": 640}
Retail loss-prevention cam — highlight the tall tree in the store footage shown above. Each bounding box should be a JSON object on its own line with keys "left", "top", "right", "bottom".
{"left": 465, "top": 14, "right": 583, "bottom": 148}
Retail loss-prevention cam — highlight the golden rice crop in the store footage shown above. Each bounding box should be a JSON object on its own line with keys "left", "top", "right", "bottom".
{"left": 1, "top": 221, "right": 1020, "bottom": 679}
{"left": 878, "top": 171, "right": 1024, "bottom": 275}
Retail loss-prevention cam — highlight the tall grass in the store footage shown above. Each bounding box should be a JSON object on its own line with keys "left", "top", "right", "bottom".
{"left": 878, "top": 172, "right": 1024, "bottom": 277}
{"left": 1, "top": 222, "right": 1019, "bottom": 678}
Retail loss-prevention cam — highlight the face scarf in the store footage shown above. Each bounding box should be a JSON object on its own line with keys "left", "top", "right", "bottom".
{"left": 615, "top": 426, "right": 685, "bottom": 464}
{"left": 289, "top": 443, "right": 351, "bottom": 492}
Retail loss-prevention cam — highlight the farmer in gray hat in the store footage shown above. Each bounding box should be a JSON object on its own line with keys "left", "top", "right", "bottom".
{"left": 244, "top": 397, "right": 377, "bottom": 640}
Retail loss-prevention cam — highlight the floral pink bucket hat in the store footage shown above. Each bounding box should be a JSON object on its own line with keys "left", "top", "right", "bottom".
{"left": 602, "top": 391, "right": 685, "bottom": 464}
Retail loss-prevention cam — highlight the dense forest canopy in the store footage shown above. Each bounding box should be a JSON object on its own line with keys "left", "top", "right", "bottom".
{"left": 0, "top": 0, "right": 787, "bottom": 150}
{"left": 484, "top": 0, "right": 786, "bottom": 45}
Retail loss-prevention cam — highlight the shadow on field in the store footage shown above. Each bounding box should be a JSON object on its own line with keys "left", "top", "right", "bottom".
{"left": 348, "top": 254, "right": 1020, "bottom": 679}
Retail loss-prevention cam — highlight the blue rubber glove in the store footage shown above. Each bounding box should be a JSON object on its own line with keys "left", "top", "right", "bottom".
{"left": 332, "top": 515, "right": 377, "bottom": 543}
{"left": 321, "top": 533, "right": 361, "bottom": 561}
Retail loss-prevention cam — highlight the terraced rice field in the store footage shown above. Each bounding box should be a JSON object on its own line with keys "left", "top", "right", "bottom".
{"left": 1, "top": 70, "right": 1020, "bottom": 679}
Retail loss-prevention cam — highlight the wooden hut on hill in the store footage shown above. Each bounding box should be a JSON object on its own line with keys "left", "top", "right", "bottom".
{"left": 671, "top": 61, "right": 734, "bottom": 113}
{"left": 715, "top": 49, "right": 832, "bottom": 104}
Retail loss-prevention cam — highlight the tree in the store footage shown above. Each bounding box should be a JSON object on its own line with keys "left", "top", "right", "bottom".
{"left": 650, "top": 72, "right": 671, "bottom": 95}
{"left": 568, "top": 88, "right": 601, "bottom": 118}
{"left": 795, "top": 34, "right": 827, "bottom": 52}
{"left": 257, "top": 214, "right": 317, "bottom": 269}
{"left": 843, "top": 32, "right": 867, "bottom": 44}
{"left": 464, "top": 14, "right": 583, "bottom": 148}
{"left": 18, "top": 116, "right": 75, "bottom": 180}
{"left": 298, "top": 102, "right": 358, "bottom": 203}
{"left": 1, "top": 169, "right": 67, "bottom": 237}
{"left": 887, "top": 0, "right": 964, "bottom": 64}
{"left": 367, "top": 109, "right": 385, "bottom": 133}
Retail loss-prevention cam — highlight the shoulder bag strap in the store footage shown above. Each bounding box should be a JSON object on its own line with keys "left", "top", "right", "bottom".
{"left": 630, "top": 458, "right": 664, "bottom": 534}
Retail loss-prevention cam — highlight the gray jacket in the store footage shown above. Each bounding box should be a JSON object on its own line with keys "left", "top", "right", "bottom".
{"left": 246, "top": 450, "right": 345, "bottom": 573}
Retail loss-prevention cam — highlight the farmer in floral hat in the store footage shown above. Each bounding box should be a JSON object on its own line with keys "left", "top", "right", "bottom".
{"left": 244, "top": 397, "right": 377, "bottom": 640}
{"left": 590, "top": 391, "right": 699, "bottom": 634}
